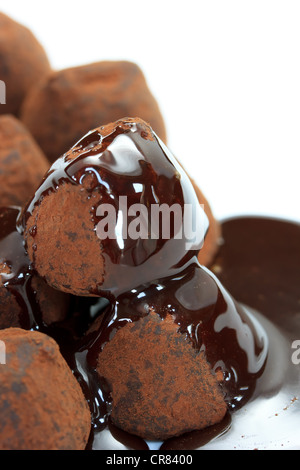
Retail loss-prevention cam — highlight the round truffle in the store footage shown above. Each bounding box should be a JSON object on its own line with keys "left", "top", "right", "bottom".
{"left": 0, "top": 12, "right": 51, "bottom": 116}
{"left": 0, "top": 328, "right": 91, "bottom": 450}
{"left": 97, "top": 310, "right": 227, "bottom": 440}
{"left": 21, "top": 61, "right": 166, "bottom": 162}
{"left": 22, "top": 118, "right": 208, "bottom": 297}
{"left": 0, "top": 206, "right": 69, "bottom": 330}
{"left": 0, "top": 115, "right": 49, "bottom": 207}
{"left": 77, "top": 260, "right": 268, "bottom": 441}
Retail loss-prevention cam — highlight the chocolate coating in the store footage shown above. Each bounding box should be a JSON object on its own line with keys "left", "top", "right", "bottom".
{"left": 21, "top": 61, "right": 166, "bottom": 162}
{"left": 0, "top": 206, "right": 69, "bottom": 330}
{"left": 0, "top": 115, "right": 49, "bottom": 207}
{"left": 73, "top": 259, "right": 268, "bottom": 441}
{"left": 0, "top": 328, "right": 91, "bottom": 450}
{"left": 0, "top": 13, "right": 51, "bottom": 116}
{"left": 22, "top": 118, "right": 207, "bottom": 297}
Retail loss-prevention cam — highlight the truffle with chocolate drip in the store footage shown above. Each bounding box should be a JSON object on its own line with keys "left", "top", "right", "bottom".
{"left": 73, "top": 258, "right": 268, "bottom": 441}
{"left": 21, "top": 118, "right": 208, "bottom": 297}
{"left": 0, "top": 206, "right": 69, "bottom": 330}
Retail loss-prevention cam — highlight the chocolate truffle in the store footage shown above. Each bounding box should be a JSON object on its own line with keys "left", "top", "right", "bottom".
{"left": 21, "top": 61, "right": 166, "bottom": 162}
{"left": 22, "top": 118, "right": 208, "bottom": 297}
{"left": 0, "top": 115, "right": 49, "bottom": 207}
{"left": 0, "top": 12, "right": 51, "bottom": 116}
{"left": 0, "top": 206, "right": 69, "bottom": 330}
{"left": 77, "top": 260, "right": 268, "bottom": 441}
{"left": 97, "top": 311, "right": 227, "bottom": 440}
{"left": 0, "top": 328, "right": 91, "bottom": 450}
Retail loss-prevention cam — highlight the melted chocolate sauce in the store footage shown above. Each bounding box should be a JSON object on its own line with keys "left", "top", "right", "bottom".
{"left": 0, "top": 207, "right": 40, "bottom": 329}
{"left": 82, "top": 216, "right": 299, "bottom": 450}
{"left": 75, "top": 259, "right": 268, "bottom": 425}
{"left": 0, "top": 207, "right": 104, "bottom": 335}
{"left": 211, "top": 216, "right": 300, "bottom": 334}
{"left": 160, "top": 412, "right": 232, "bottom": 450}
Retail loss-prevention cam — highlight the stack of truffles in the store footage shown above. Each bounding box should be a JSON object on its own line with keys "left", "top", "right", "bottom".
{"left": 0, "top": 13, "right": 268, "bottom": 450}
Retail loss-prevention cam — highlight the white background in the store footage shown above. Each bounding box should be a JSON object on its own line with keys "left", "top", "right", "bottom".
{"left": 1, "top": 0, "right": 299, "bottom": 222}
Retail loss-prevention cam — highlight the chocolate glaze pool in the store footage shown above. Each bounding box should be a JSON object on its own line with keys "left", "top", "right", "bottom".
{"left": 85, "top": 215, "right": 300, "bottom": 450}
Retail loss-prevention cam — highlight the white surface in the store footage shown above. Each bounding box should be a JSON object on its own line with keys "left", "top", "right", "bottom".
{"left": 1, "top": 0, "right": 299, "bottom": 221}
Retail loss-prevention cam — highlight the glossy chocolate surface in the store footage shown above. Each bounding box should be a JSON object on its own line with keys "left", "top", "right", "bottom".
{"left": 75, "top": 259, "right": 268, "bottom": 425}
{"left": 211, "top": 216, "right": 300, "bottom": 333}
{"left": 84, "top": 216, "right": 300, "bottom": 450}
{"left": 0, "top": 206, "right": 38, "bottom": 329}
{"left": 21, "top": 119, "right": 208, "bottom": 297}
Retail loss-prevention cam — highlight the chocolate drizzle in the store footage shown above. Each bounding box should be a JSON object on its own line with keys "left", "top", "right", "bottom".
{"left": 20, "top": 119, "right": 208, "bottom": 297}
{"left": 75, "top": 259, "right": 268, "bottom": 422}
{"left": 211, "top": 216, "right": 300, "bottom": 334}
{"left": 0, "top": 207, "right": 40, "bottom": 329}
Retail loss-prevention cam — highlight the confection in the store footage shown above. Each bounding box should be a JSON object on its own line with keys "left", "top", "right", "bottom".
{"left": 0, "top": 115, "right": 49, "bottom": 207}
{"left": 0, "top": 206, "right": 69, "bottom": 330}
{"left": 21, "top": 61, "right": 166, "bottom": 162}
{"left": 22, "top": 118, "right": 209, "bottom": 296}
{"left": 0, "top": 12, "right": 50, "bottom": 116}
{"left": 0, "top": 328, "right": 91, "bottom": 450}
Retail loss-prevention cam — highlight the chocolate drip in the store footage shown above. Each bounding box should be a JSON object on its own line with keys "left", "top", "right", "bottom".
{"left": 0, "top": 207, "right": 40, "bottom": 329}
{"left": 73, "top": 259, "right": 268, "bottom": 431}
{"left": 211, "top": 216, "right": 300, "bottom": 334}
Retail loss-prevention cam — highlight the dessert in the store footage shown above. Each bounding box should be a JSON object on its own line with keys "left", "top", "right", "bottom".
{"left": 22, "top": 118, "right": 209, "bottom": 296}
{"left": 0, "top": 12, "right": 51, "bottom": 117}
{"left": 21, "top": 61, "right": 167, "bottom": 162}
{"left": 19, "top": 117, "right": 268, "bottom": 443}
{"left": 97, "top": 310, "right": 227, "bottom": 441}
{"left": 80, "top": 261, "right": 268, "bottom": 441}
{"left": 0, "top": 328, "right": 91, "bottom": 450}
{"left": 0, "top": 206, "right": 69, "bottom": 330}
{"left": 0, "top": 115, "right": 49, "bottom": 207}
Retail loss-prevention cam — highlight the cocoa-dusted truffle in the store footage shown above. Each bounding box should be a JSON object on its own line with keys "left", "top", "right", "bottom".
{"left": 98, "top": 311, "right": 227, "bottom": 440}
{"left": 21, "top": 61, "right": 166, "bottom": 162}
{"left": 77, "top": 260, "right": 268, "bottom": 441}
{"left": 0, "top": 206, "right": 69, "bottom": 330}
{"left": 22, "top": 117, "right": 208, "bottom": 297}
{"left": 0, "top": 12, "right": 51, "bottom": 116}
{"left": 0, "top": 115, "right": 49, "bottom": 207}
{"left": 0, "top": 328, "right": 91, "bottom": 450}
